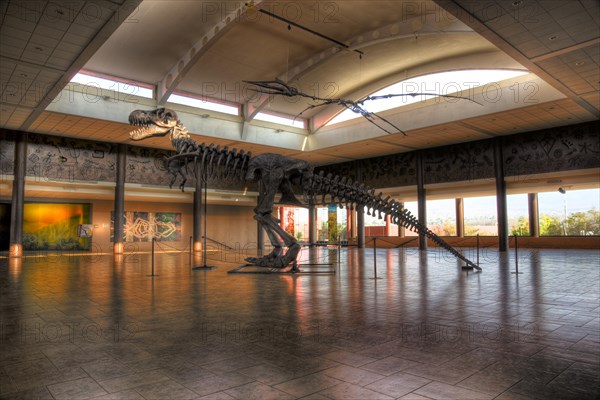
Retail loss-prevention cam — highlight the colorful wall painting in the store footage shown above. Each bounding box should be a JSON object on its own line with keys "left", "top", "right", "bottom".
{"left": 111, "top": 211, "right": 182, "bottom": 242}
{"left": 22, "top": 203, "right": 91, "bottom": 250}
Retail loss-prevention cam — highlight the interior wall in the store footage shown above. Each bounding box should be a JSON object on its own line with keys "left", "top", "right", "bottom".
{"left": 13, "top": 198, "right": 257, "bottom": 254}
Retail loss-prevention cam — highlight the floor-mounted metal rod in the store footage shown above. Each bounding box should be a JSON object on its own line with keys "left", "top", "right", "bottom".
{"left": 257, "top": 8, "right": 364, "bottom": 57}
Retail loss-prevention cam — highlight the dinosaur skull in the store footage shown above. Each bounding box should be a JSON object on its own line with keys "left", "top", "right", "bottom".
{"left": 128, "top": 108, "right": 179, "bottom": 140}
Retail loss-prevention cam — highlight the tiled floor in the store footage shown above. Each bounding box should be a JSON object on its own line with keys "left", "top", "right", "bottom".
{"left": 1, "top": 247, "right": 599, "bottom": 399}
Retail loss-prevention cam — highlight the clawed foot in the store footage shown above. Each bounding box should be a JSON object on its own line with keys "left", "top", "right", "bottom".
{"left": 245, "top": 244, "right": 301, "bottom": 271}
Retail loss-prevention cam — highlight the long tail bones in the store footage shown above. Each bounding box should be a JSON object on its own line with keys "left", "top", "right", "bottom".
{"left": 127, "top": 108, "right": 481, "bottom": 272}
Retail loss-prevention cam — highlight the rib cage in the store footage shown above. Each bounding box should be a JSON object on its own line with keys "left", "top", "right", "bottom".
{"left": 168, "top": 141, "right": 252, "bottom": 179}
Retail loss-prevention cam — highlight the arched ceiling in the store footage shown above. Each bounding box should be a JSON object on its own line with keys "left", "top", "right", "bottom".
{"left": 1, "top": 0, "right": 598, "bottom": 166}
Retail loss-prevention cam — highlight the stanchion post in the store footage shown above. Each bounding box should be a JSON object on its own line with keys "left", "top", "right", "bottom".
{"left": 337, "top": 235, "right": 341, "bottom": 266}
{"left": 511, "top": 235, "right": 522, "bottom": 275}
{"left": 373, "top": 237, "right": 377, "bottom": 278}
{"left": 476, "top": 233, "right": 480, "bottom": 266}
{"left": 515, "top": 235, "right": 519, "bottom": 273}
{"left": 150, "top": 237, "right": 156, "bottom": 277}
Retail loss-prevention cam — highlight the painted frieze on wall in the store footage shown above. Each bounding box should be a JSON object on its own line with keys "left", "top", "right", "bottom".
{"left": 503, "top": 121, "right": 600, "bottom": 178}
{"left": 423, "top": 140, "right": 495, "bottom": 184}
{"left": 25, "top": 134, "right": 117, "bottom": 182}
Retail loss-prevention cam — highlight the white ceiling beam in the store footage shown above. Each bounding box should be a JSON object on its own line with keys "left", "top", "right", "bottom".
{"left": 156, "top": 0, "right": 269, "bottom": 106}
{"left": 244, "top": 14, "right": 473, "bottom": 123}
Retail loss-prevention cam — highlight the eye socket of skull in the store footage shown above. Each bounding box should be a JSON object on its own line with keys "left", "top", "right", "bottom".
{"left": 157, "top": 108, "right": 176, "bottom": 124}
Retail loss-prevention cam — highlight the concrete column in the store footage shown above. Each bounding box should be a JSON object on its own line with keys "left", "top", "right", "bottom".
{"left": 494, "top": 139, "right": 508, "bottom": 252}
{"left": 385, "top": 214, "right": 391, "bottom": 236}
{"left": 9, "top": 133, "right": 27, "bottom": 257}
{"left": 357, "top": 206, "right": 365, "bottom": 248}
{"left": 346, "top": 208, "right": 353, "bottom": 239}
{"left": 528, "top": 193, "right": 539, "bottom": 237}
{"left": 308, "top": 203, "right": 317, "bottom": 246}
{"left": 416, "top": 153, "right": 427, "bottom": 250}
{"left": 113, "top": 144, "right": 126, "bottom": 255}
{"left": 193, "top": 167, "right": 203, "bottom": 253}
{"left": 456, "top": 198, "right": 464, "bottom": 237}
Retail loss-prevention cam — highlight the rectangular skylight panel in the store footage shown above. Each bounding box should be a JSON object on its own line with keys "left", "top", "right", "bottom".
{"left": 168, "top": 94, "right": 239, "bottom": 115}
{"left": 70, "top": 73, "right": 153, "bottom": 99}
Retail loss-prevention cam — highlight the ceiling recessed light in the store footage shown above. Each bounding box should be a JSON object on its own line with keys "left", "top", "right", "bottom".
{"left": 512, "top": 0, "right": 523, "bottom": 6}
{"left": 574, "top": 61, "right": 585, "bottom": 66}
{"left": 548, "top": 35, "right": 559, "bottom": 41}
{"left": 19, "top": 73, "right": 28, "bottom": 78}
{"left": 34, "top": 46, "right": 44, "bottom": 51}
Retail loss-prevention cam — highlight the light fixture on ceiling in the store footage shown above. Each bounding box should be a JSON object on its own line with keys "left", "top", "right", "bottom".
{"left": 274, "top": 128, "right": 284, "bottom": 133}
{"left": 200, "top": 114, "right": 210, "bottom": 118}
{"left": 574, "top": 61, "right": 585, "bottom": 66}
{"left": 548, "top": 35, "right": 559, "bottom": 41}
{"left": 512, "top": 0, "right": 523, "bottom": 6}
{"left": 34, "top": 46, "right": 44, "bottom": 51}
{"left": 558, "top": 187, "right": 566, "bottom": 194}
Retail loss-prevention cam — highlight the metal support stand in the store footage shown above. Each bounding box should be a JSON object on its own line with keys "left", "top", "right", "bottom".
{"left": 369, "top": 237, "right": 382, "bottom": 280}
{"left": 462, "top": 234, "right": 479, "bottom": 271}
{"left": 511, "top": 235, "right": 522, "bottom": 275}
{"left": 477, "top": 233, "right": 480, "bottom": 266}
{"left": 337, "top": 235, "right": 341, "bottom": 268}
{"left": 147, "top": 238, "right": 158, "bottom": 277}
{"left": 193, "top": 169, "right": 214, "bottom": 270}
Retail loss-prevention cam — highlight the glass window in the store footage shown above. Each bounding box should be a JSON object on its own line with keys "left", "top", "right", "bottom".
{"left": 507, "top": 194, "right": 529, "bottom": 236}
{"left": 403, "top": 201, "right": 419, "bottom": 237}
{"left": 71, "top": 72, "right": 153, "bottom": 99}
{"left": 255, "top": 112, "right": 305, "bottom": 129}
{"left": 427, "top": 198, "right": 456, "bottom": 236}
{"left": 539, "top": 188, "right": 600, "bottom": 236}
{"left": 328, "top": 69, "right": 528, "bottom": 125}
{"left": 464, "top": 196, "right": 498, "bottom": 236}
{"left": 168, "top": 93, "right": 239, "bottom": 115}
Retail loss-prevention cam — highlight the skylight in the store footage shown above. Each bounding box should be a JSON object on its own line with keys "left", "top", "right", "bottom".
{"left": 70, "top": 72, "right": 153, "bottom": 99}
{"left": 254, "top": 112, "right": 305, "bottom": 129}
{"left": 328, "top": 69, "right": 529, "bottom": 125}
{"left": 167, "top": 93, "right": 239, "bottom": 116}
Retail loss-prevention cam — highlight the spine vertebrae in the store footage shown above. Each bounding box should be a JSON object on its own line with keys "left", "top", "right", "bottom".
{"left": 168, "top": 141, "right": 252, "bottom": 179}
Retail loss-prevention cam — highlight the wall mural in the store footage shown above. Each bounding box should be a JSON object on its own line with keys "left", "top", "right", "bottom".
{"left": 0, "top": 120, "right": 598, "bottom": 193}
{"left": 0, "top": 131, "right": 16, "bottom": 178}
{"left": 25, "top": 134, "right": 116, "bottom": 183}
{"left": 321, "top": 121, "right": 599, "bottom": 188}
{"left": 126, "top": 145, "right": 183, "bottom": 186}
{"left": 503, "top": 122, "right": 600, "bottom": 178}
{"left": 23, "top": 203, "right": 91, "bottom": 250}
{"left": 110, "top": 211, "right": 182, "bottom": 242}
{"left": 424, "top": 140, "right": 494, "bottom": 184}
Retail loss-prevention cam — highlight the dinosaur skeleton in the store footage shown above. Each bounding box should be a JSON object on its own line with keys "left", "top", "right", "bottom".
{"left": 128, "top": 108, "right": 481, "bottom": 271}
{"left": 244, "top": 79, "right": 482, "bottom": 135}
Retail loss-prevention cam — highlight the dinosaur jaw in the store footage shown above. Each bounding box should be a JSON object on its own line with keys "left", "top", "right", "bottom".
{"left": 128, "top": 108, "right": 179, "bottom": 140}
{"left": 129, "top": 124, "right": 172, "bottom": 140}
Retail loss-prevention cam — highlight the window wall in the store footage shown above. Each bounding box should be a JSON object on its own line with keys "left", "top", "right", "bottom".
{"left": 538, "top": 188, "right": 600, "bottom": 236}
{"left": 507, "top": 194, "right": 529, "bottom": 236}
{"left": 426, "top": 198, "right": 456, "bottom": 236}
{"left": 463, "top": 196, "right": 498, "bottom": 236}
